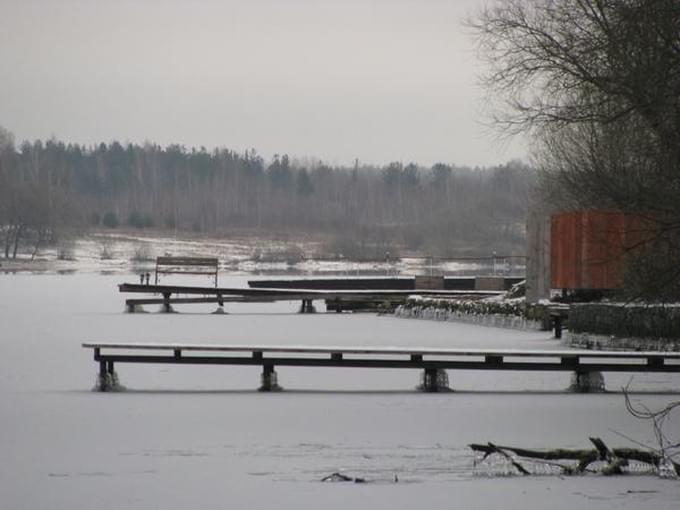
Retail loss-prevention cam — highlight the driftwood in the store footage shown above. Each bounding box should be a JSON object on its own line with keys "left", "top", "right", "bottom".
{"left": 486, "top": 442, "right": 530, "bottom": 475}
{"left": 320, "top": 472, "right": 400, "bottom": 483}
{"left": 470, "top": 437, "right": 680, "bottom": 477}
{"left": 321, "top": 472, "right": 367, "bottom": 483}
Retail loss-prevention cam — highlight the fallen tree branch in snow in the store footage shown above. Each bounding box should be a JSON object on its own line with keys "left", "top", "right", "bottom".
{"left": 470, "top": 439, "right": 680, "bottom": 477}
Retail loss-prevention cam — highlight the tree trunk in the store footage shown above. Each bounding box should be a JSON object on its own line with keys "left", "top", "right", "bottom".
{"left": 12, "top": 224, "right": 23, "bottom": 259}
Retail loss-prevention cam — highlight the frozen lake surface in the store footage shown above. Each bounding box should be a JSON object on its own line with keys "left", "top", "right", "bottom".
{"left": 1, "top": 274, "right": 679, "bottom": 508}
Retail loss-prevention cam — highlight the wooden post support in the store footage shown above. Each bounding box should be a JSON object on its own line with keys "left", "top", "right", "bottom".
{"left": 213, "top": 293, "right": 226, "bottom": 314}
{"left": 259, "top": 364, "right": 282, "bottom": 392}
{"left": 419, "top": 368, "right": 451, "bottom": 392}
{"left": 98, "top": 360, "right": 108, "bottom": 391}
{"left": 299, "top": 299, "right": 316, "bottom": 314}
{"left": 162, "top": 292, "right": 173, "bottom": 313}
{"left": 96, "top": 360, "right": 121, "bottom": 391}
{"left": 569, "top": 370, "right": 605, "bottom": 393}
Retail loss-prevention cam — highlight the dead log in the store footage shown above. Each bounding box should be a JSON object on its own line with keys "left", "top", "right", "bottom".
{"left": 469, "top": 440, "right": 680, "bottom": 476}
{"left": 588, "top": 437, "right": 628, "bottom": 475}
{"left": 471, "top": 442, "right": 597, "bottom": 474}
{"left": 486, "top": 442, "right": 530, "bottom": 475}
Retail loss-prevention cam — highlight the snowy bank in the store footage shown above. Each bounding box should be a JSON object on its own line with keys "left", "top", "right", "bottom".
{"left": 393, "top": 297, "right": 547, "bottom": 332}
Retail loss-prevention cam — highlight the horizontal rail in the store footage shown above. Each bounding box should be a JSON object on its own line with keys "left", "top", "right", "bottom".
{"left": 83, "top": 343, "right": 680, "bottom": 360}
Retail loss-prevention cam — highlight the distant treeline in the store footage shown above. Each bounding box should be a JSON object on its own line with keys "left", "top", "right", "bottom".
{"left": 0, "top": 128, "right": 533, "bottom": 258}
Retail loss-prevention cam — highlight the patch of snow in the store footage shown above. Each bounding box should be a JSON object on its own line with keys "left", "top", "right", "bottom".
{"left": 1, "top": 273, "right": 678, "bottom": 510}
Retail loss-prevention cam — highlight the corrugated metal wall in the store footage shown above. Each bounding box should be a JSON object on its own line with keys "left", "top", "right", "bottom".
{"left": 551, "top": 210, "right": 643, "bottom": 290}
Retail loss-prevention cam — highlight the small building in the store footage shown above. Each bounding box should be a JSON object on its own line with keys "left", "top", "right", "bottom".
{"left": 527, "top": 209, "right": 648, "bottom": 301}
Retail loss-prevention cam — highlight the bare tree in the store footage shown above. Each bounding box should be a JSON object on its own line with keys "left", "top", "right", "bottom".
{"left": 470, "top": 0, "right": 680, "bottom": 300}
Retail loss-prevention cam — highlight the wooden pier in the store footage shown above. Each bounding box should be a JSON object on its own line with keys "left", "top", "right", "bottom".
{"left": 118, "top": 282, "right": 502, "bottom": 313}
{"left": 248, "top": 276, "right": 525, "bottom": 291}
{"left": 83, "top": 342, "right": 680, "bottom": 393}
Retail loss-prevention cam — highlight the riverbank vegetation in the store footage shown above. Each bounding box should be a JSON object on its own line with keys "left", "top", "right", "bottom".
{"left": 0, "top": 126, "right": 532, "bottom": 261}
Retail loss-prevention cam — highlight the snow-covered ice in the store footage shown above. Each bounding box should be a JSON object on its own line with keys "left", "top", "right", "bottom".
{"left": 1, "top": 273, "right": 678, "bottom": 509}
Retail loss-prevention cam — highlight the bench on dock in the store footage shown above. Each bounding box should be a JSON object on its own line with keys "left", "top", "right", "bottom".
{"left": 155, "top": 257, "right": 219, "bottom": 287}
{"left": 82, "top": 342, "right": 680, "bottom": 393}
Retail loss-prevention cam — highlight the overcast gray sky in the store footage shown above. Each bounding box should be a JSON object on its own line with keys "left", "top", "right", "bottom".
{"left": 0, "top": 0, "right": 526, "bottom": 166}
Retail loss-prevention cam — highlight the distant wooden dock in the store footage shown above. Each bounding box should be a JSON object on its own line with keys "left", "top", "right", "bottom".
{"left": 118, "top": 282, "right": 503, "bottom": 313}
{"left": 83, "top": 342, "right": 680, "bottom": 392}
{"left": 248, "top": 276, "right": 525, "bottom": 291}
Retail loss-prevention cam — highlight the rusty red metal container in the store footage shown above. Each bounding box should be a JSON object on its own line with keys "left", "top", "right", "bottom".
{"left": 551, "top": 210, "right": 645, "bottom": 290}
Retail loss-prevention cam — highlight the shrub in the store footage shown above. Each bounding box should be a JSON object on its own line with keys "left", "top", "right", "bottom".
{"left": 127, "top": 211, "right": 155, "bottom": 229}
{"left": 102, "top": 211, "right": 119, "bottom": 228}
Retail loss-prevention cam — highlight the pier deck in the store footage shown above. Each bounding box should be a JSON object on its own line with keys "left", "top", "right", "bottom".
{"left": 118, "top": 282, "right": 502, "bottom": 313}
{"left": 83, "top": 342, "right": 680, "bottom": 392}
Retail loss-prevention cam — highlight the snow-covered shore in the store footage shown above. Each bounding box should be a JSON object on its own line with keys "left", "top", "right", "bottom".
{"left": 393, "top": 301, "right": 544, "bottom": 332}
{"left": 0, "top": 230, "right": 524, "bottom": 277}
